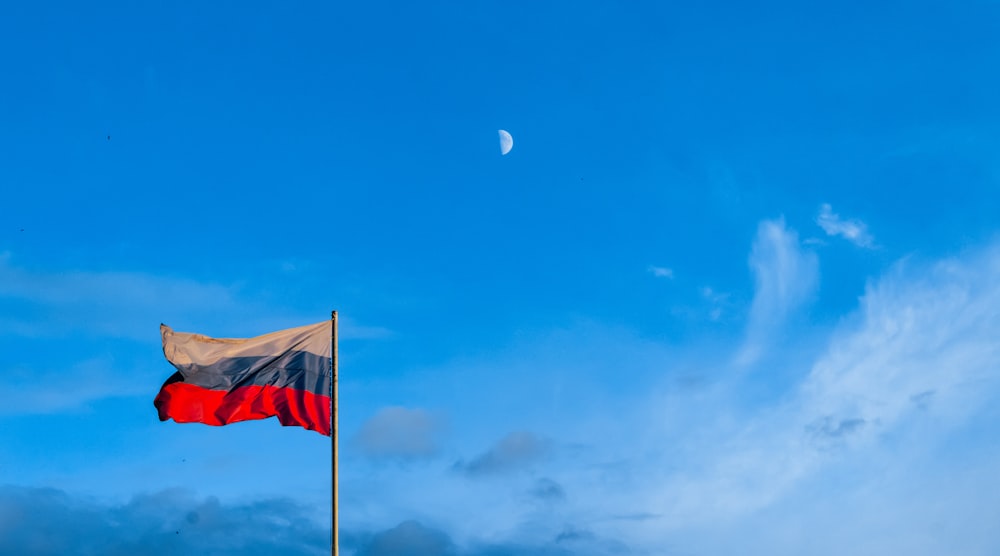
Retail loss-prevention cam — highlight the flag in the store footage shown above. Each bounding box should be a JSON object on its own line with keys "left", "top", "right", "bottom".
{"left": 154, "top": 321, "right": 332, "bottom": 436}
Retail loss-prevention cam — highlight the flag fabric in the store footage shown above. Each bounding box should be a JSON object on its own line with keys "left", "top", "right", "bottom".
{"left": 154, "top": 321, "right": 332, "bottom": 436}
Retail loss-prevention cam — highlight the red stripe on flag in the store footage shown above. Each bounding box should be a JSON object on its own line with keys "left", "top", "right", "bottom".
{"left": 154, "top": 382, "right": 331, "bottom": 436}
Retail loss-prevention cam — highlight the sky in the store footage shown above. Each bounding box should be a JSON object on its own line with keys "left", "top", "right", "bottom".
{"left": 2, "top": 1, "right": 1000, "bottom": 554}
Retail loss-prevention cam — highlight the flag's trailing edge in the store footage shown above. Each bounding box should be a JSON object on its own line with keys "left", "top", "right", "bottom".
{"left": 154, "top": 321, "right": 332, "bottom": 436}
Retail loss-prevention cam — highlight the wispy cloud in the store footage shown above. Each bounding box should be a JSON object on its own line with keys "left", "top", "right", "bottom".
{"left": 0, "top": 357, "right": 153, "bottom": 415}
{"left": 796, "top": 245, "right": 1000, "bottom": 436}
{"left": 0, "top": 255, "right": 388, "bottom": 341}
{"left": 353, "top": 407, "right": 443, "bottom": 460}
{"left": 816, "top": 203, "right": 875, "bottom": 248}
{"left": 643, "top": 241, "right": 1000, "bottom": 541}
{"left": 454, "top": 431, "right": 550, "bottom": 476}
{"left": 647, "top": 266, "right": 674, "bottom": 279}
{"left": 699, "top": 286, "right": 730, "bottom": 321}
{"left": 0, "top": 256, "right": 236, "bottom": 340}
{"left": 737, "top": 218, "right": 819, "bottom": 364}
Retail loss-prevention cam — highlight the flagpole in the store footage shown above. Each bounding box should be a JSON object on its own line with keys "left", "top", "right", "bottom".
{"left": 331, "top": 310, "right": 339, "bottom": 556}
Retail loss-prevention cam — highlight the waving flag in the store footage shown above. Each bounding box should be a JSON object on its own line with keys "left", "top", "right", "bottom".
{"left": 154, "top": 321, "right": 332, "bottom": 436}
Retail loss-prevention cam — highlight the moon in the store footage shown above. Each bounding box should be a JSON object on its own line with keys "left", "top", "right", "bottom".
{"left": 498, "top": 129, "right": 513, "bottom": 155}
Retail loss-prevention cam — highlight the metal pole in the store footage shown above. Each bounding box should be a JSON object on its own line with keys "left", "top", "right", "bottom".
{"left": 331, "top": 310, "right": 339, "bottom": 556}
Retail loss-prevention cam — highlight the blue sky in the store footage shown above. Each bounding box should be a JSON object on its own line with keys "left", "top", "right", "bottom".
{"left": 2, "top": 1, "right": 1000, "bottom": 554}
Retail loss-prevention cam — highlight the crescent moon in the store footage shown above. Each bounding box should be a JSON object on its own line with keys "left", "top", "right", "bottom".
{"left": 498, "top": 129, "right": 513, "bottom": 155}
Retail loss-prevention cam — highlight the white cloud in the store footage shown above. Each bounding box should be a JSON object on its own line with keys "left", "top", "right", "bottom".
{"left": 737, "top": 218, "right": 819, "bottom": 364}
{"left": 647, "top": 266, "right": 674, "bottom": 279}
{"left": 700, "top": 286, "right": 730, "bottom": 321}
{"left": 633, "top": 240, "right": 1000, "bottom": 551}
{"left": 816, "top": 203, "right": 875, "bottom": 248}
{"left": 799, "top": 246, "right": 1000, "bottom": 432}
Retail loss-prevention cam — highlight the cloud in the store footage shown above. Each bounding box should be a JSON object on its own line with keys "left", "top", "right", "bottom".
{"left": 747, "top": 219, "right": 819, "bottom": 325}
{"left": 354, "top": 520, "right": 456, "bottom": 556}
{"left": 910, "top": 390, "right": 935, "bottom": 410}
{"left": 669, "top": 286, "right": 733, "bottom": 322}
{"left": 0, "top": 254, "right": 237, "bottom": 341}
{"left": 346, "top": 520, "right": 628, "bottom": 556}
{"left": 806, "top": 416, "right": 867, "bottom": 444}
{"left": 454, "top": 431, "right": 550, "bottom": 476}
{"left": 737, "top": 218, "right": 819, "bottom": 364}
{"left": 795, "top": 244, "right": 1000, "bottom": 437}
{"left": 699, "top": 286, "right": 731, "bottom": 321}
{"left": 816, "top": 203, "right": 875, "bottom": 248}
{"left": 645, "top": 240, "right": 1000, "bottom": 538}
{"left": 0, "top": 254, "right": 387, "bottom": 341}
{"left": 819, "top": 417, "right": 865, "bottom": 438}
{"left": 551, "top": 526, "right": 630, "bottom": 555}
{"left": 554, "top": 526, "right": 594, "bottom": 544}
{"left": 0, "top": 487, "right": 327, "bottom": 556}
{"left": 0, "top": 357, "right": 151, "bottom": 415}
{"left": 354, "top": 407, "right": 443, "bottom": 460}
{"left": 647, "top": 266, "right": 674, "bottom": 279}
{"left": 528, "top": 478, "right": 566, "bottom": 503}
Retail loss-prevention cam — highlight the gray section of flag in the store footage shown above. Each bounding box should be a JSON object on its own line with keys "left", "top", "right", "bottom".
{"left": 166, "top": 351, "right": 331, "bottom": 394}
